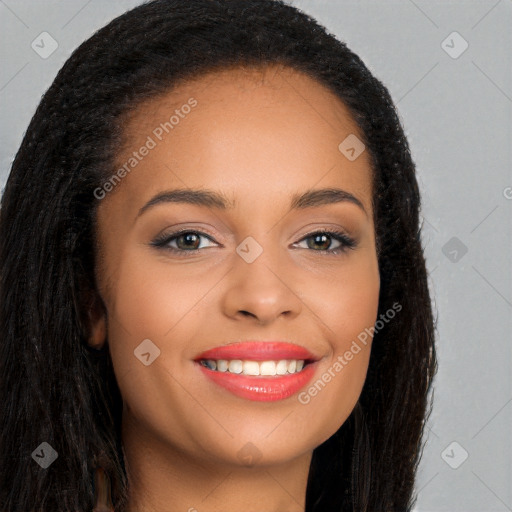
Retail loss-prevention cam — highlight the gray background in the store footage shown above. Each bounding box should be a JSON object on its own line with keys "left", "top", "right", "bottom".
{"left": 1, "top": 1, "right": 511, "bottom": 510}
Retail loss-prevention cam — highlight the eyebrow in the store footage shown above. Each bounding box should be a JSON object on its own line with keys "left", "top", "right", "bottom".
{"left": 137, "top": 187, "right": 367, "bottom": 217}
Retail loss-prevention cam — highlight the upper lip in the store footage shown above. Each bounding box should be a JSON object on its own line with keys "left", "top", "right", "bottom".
{"left": 194, "top": 341, "right": 320, "bottom": 362}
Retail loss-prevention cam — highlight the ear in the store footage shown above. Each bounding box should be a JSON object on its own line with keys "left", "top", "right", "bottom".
{"left": 86, "top": 292, "right": 107, "bottom": 350}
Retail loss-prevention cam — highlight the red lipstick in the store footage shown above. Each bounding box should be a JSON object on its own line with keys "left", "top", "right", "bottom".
{"left": 195, "top": 341, "right": 318, "bottom": 362}
{"left": 194, "top": 341, "right": 320, "bottom": 402}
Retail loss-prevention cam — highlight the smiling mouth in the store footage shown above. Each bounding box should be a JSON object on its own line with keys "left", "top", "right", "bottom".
{"left": 195, "top": 357, "right": 319, "bottom": 402}
{"left": 198, "top": 358, "right": 315, "bottom": 376}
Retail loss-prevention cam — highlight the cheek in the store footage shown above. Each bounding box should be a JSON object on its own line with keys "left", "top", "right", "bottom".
{"left": 100, "top": 250, "right": 214, "bottom": 448}
{"left": 298, "top": 344, "right": 372, "bottom": 451}
{"left": 106, "top": 249, "right": 207, "bottom": 341}
{"left": 100, "top": 248, "right": 190, "bottom": 381}
{"left": 102, "top": 246, "right": 227, "bottom": 404}
{"left": 302, "top": 249, "right": 380, "bottom": 349}
{"left": 296, "top": 253, "right": 379, "bottom": 432}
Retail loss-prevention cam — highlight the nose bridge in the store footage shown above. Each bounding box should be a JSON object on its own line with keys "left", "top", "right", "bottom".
{"left": 236, "top": 229, "right": 275, "bottom": 263}
{"left": 222, "top": 229, "right": 302, "bottom": 322}
{"left": 233, "top": 232, "right": 280, "bottom": 286}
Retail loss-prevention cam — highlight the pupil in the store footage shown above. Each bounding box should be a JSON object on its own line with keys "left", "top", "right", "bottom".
{"left": 311, "top": 234, "right": 329, "bottom": 250}
{"left": 180, "top": 233, "right": 199, "bottom": 249}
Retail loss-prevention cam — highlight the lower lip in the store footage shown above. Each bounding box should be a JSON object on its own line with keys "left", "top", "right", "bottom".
{"left": 196, "top": 362, "right": 318, "bottom": 402}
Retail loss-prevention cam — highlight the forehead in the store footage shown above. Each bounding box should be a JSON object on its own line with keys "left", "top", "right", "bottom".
{"left": 109, "top": 64, "right": 373, "bottom": 220}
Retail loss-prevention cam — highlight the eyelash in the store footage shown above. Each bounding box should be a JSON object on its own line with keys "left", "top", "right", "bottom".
{"left": 150, "top": 228, "right": 357, "bottom": 256}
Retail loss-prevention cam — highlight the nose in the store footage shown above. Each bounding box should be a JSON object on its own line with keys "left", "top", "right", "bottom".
{"left": 221, "top": 244, "right": 304, "bottom": 325}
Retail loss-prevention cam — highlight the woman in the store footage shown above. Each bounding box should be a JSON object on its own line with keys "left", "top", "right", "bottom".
{"left": 0, "top": 0, "right": 437, "bottom": 511}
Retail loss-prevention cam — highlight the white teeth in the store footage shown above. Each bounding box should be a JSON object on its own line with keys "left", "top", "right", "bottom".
{"left": 201, "top": 359, "right": 307, "bottom": 376}
{"left": 276, "top": 360, "right": 288, "bottom": 375}
{"left": 216, "top": 359, "right": 228, "bottom": 372}
{"left": 260, "top": 361, "right": 276, "bottom": 376}
{"left": 228, "top": 360, "right": 243, "bottom": 374}
{"left": 243, "top": 361, "right": 260, "bottom": 376}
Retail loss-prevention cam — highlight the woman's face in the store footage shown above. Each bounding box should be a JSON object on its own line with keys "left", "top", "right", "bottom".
{"left": 93, "top": 65, "right": 380, "bottom": 469}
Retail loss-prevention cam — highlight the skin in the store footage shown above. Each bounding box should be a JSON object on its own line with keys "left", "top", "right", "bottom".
{"left": 89, "top": 64, "right": 380, "bottom": 512}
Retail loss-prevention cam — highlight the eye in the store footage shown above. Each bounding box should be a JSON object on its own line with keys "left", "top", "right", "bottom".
{"left": 294, "top": 229, "right": 356, "bottom": 255}
{"left": 150, "top": 228, "right": 357, "bottom": 257}
{"left": 150, "top": 230, "right": 217, "bottom": 255}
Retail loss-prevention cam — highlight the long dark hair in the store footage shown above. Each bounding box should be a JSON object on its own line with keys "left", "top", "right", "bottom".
{"left": 0, "top": 1, "right": 437, "bottom": 510}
